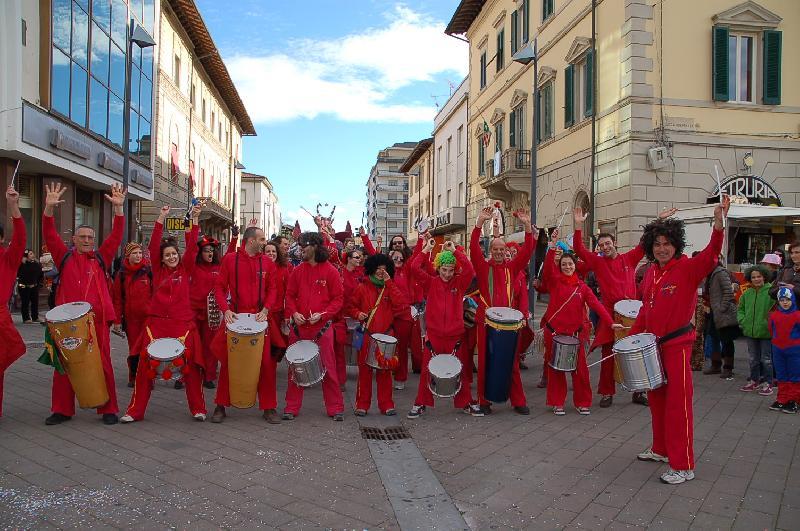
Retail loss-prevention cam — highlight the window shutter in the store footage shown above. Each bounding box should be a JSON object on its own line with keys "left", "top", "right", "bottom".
{"left": 511, "top": 11, "right": 518, "bottom": 55}
{"left": 712, "top": 25, "right": 730, "bottom": 101}
{"left": 522, "top": 0, "right": 529, "bottom": 42}
{"left": 509, "top": 110, "right": 516, "bottom": 147}
{"left": 536, "top": 91, "right": 542, "bottom": 143}
{"left": 564, "top": 64, "right": 574, "bottom": 127}
{"left": 496, "top": 30, "right": 504, "bottom": 72}
{"left": 584, "top": 51, "right": 594, "bottom": 117}
{"left": 762, "top": 30, "right": 782, "bottom": 105}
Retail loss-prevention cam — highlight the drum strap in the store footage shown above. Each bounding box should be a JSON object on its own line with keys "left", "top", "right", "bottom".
{"left": 425, "top": 340, "right": 461, "bottom": 356}
{"left": 234, "top": 253, "right": 263, "bottom": 314}
{"left": 365, "top": 286, "right": 386, "bottom": 329}
{"left": 657, "top": 324, "right": 694, "bottom": 345}
{"left": 291, "top": 320, "right": 333, "bottom": 343}
{"left": 542, "top": 286, "right": 580, "bottom": 333}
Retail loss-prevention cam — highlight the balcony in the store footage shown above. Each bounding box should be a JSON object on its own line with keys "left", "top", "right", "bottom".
{"left": 196, "top": 196, "right": 233, "bottom": 224}
{"left": 479, "top": 148, "right": 532, "bottom": 204}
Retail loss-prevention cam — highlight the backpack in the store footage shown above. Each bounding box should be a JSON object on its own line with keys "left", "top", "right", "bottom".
{"left": 50, "top": 250, "right": 110, "bottom": 304}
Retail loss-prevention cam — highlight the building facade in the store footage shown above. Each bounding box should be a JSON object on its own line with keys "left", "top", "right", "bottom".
{"left": 365, "top": 142, "right": 414, "bottom": 247}
{"left": 0, "top": 0, "right": 157, "bottom": 253}
{"left": 448, "top": 0, "right": 799, "bottom": 255}
{"left": 240, "top": 172, "right": 281, "bottom": 239}
{"left": 138, "top": 0, "right": 255, "bottom": 244}
{"left": 401, "top": 139, "right": 433, "bottom": 246}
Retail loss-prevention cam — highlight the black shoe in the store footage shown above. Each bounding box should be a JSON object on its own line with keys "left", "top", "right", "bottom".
{"left": 127, "top": 381, "right": 134, "bottom": 388}
{"left": 203, "top": 380, "right": 216, "bottom": 389}
{"left": 783, "top": 401, "right": 798, "bottom": 414}
{"left": 102, "top": 414, "right": 119, "bottom": 425}
{"left": 45, "top": 413, "right": 71, "bottom": 425}
{"left": 514, "top": 405, "right": 530, "bottom": 415}
{"left": 599, "top": 395, "right": 613, "bottom": 408}
{"left": 281, "top": 412, "right": 295, "bottom": 421}
{"left": 632, "top": 392, "right": 649, "bottom": 406}
{"left": 331, "top": 413, "right": 344, "bottom": 421}
{"left": 769, "top": 401, "right": 785, "bottom": 412}
{"left": 174, "top": 380, "right": 184, "bottom": 390}
{"left": 211, "top": 406, "right": 226, "bottom": 423}
{"left": 480, "top": 404, "right": 492, "bottom": 415}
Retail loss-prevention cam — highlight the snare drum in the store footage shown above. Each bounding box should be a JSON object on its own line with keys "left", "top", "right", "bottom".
{"left": 146, "top": 337, "right": 186, "bottom": 380}
{"left": 227, "top": 313, "right": 267, "bottom": 408}
{"left": 549, "top": 335, "right": 580, "bottom": 372}
{"left": 46, "top": 302, "right": 108, "bottom": 409}
{"left": 484, "top": 307, "right": 524, "bottom": 403}
{"left": 344, "top": 317, "right": 360, "bottom": 366}
{"left": 612, "top": 333, "right": 666, "bottom": 392}
{"left": 428, "top": 354, "right": 462, "bottom": 398}
{"left": 366, "top": 333, "right": 398, "bottom": 370}
{"left": 612, "top": 300, "right": 643, "bottom": 383}
{"left": 285, "top": 340, "right": 326, "bottom": 387}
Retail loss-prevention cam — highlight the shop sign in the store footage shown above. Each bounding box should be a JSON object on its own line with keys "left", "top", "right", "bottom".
{"left": 709, "top": 175, "right": 781, "bottom": 206}
{"left": 165, "top": 217, "right": 188, "bottom": 231}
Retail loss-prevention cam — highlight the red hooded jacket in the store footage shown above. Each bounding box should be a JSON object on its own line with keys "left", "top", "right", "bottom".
{"left": 469, "top": 226, "right": 535, "bottom": 315}
{"left": 573, "top": 229, "right": 644, "bottom": 309}
{"left": 411, "top": 249, "right": 474, "bottom": 338}
{"left": 346, "top": 278, "right": 407, "bottom": 335}
{"left": 213, "top": 247, "right": 277, "bottom": 315}
{"left": 112, "top": 260, "right": 152, "bottom": 325}
{"left": 190, "top": 237, "right": 237, "bottom": 316}
{"left": 286, "top": 260, "right": 343, "bottom": 334}
{"left": 146, "top": 222, "right": 199, "bottom": 322}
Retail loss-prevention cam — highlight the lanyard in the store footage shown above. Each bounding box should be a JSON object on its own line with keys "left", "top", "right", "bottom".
{"left": 487, "top": 266, "right": 511, "bottom": 306}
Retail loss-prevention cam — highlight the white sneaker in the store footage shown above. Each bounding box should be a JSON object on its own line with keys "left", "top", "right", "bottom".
{"left": 394, "top": 382, "right": 405, "bottom": 390}
{"left": 407, "top": 405, "right": 424, "bottom": 419}
{"left": 660, "top": 468, "right": 695, "bottom": 484}
{"left": 193, "top": 413, "right": 206, "bottom": 422}
{"left": 637, "top": 448, "right": 668, "bottom": 462}
{"left": 463, "top": 404, "right": 484, "bottom": 417}
{"left": 119, "top": 414, "right": 135, "bottom": 423}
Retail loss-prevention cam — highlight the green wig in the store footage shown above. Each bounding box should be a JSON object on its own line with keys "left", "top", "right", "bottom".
{"left": 434, "top": 251, "right": 456, "bottom": 269}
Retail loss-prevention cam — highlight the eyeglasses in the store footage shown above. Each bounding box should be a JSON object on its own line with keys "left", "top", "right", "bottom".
{"left": 392, "top": 257, "right": 403, "bottom": 262}
{"left": 349, "top": 255, "right": 362, "bottom": 260}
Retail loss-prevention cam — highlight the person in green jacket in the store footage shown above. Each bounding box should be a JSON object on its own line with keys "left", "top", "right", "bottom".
{"left": 737, "top": 265, "right": 775, "bottom": 395}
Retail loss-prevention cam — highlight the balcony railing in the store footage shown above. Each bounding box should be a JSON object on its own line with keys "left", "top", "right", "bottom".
{"left": 485, "top": 149, "right": 531, "bottom": 180}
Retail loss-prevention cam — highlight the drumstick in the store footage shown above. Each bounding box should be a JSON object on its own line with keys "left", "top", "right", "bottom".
{"left": 713, "top": 165, "right": 726, "bottom": 230}
{"left": 586, "top": 352, "right": 617, "bottom": 369}
{"left": 10, "top": 160, "right": 20, "bottom": 189}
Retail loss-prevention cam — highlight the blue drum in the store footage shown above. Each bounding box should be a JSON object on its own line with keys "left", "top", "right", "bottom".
{"left": 484, "top": 307, "right": 525, "bottom": 403}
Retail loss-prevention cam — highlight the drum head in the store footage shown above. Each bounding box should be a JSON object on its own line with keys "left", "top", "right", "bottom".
{"left": 614, "top": 333, "right": 657, "bottom": 352}
{"left": 553, "top": 335, "right": 580, "bottom": 346}
{"left": 486, "top": 307, "right": 524, "bottom": 323}
{"left": 429, "top": 354, "right": 462, "bottom": 377}
{"left": 371, "top": 333, "right": 397, "bottom": 345}
{"left": 613, "top": 299, "right": 643, "bottom": 319}
{"left": 227, "top": 313, "right": 268, "bottom": 334}
{"left": 286, "top": 340, "right": 319, "bottom": 363}
{"left": 147, "top": 338, "right": 185, "bottom": 361}
{"left": 46, "top": 302, "right": 91, "bottom": 323}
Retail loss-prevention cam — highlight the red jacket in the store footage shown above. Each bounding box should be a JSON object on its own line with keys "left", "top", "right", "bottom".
{"left": 631, "top": 228, "right": 723, "bottom": 346}
{"left": 512, "top": 270, "right": 529, "bottom": 319}
{"left": 214, "top": 247, "right": 277, "bottom": 315}
{"left": 412, "top": 249, "right": 474, "bottom": 338}
{"left": 43, "top": 213, "right": 123, "bottom": 322}
{"left": 346, "top": 278, "right": 406, "bottom": 335}
{"left": 146, "top": 222, "right": 199, "bottom": 322}
{"left": 112, "top": 260, "right": 152, "bottom": 325}
{"left": 341, "top": 265, "right": 365, "bottom": 313}
{"left": 573, "top": 229, "right": 644, "bottom": 308}
{"left": 286, "top": 260, "right": 343, "bottom": 333}
{"left": 190, "top": 237, "right": 237, "bottom": 315}
{"left": 469, "top": 226, "right": 535, "bottom": 314}
{"left": 0, "top": 217, "right": 27, "bottom": 372}
{"left": 270, "top": 263, "right": 293, "bottom": 318}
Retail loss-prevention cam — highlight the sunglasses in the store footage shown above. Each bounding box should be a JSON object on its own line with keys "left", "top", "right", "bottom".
{"left": 349, "top": 255, "right": 362, "bottom": 260}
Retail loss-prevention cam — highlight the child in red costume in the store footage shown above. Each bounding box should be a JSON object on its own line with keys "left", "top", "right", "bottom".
{"left": 768, "top": 287, "right": 800, "bottom": 413}
{"left": 121, "top": 204, "right": 207, "bottom": 423}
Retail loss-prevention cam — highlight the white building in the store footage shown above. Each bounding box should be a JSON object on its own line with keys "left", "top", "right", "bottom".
{"left": 241, "top": 172, "right": 280, "bottom": 239}
{"left": 365, "top": 142, "right": 415, "bottom": 246}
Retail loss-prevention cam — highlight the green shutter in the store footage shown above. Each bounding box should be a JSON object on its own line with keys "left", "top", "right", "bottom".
{"left": 497, "top": 30, "right": 504, "bottom": 71}
{"left": 564, "top": 64, "right": 574, "bottom": 127}
{"left": 480, "top": 52, "right": 487, "bottom": 88}
{"left": 584, "top": 50, "right": 594, "bottom": 117}
{"left": 511, "top": 11, "right": 518, "bottom": 55}
{"left": 523, "top": 0, "right": 529, "bottom": 42}
{"left": 536, "top": 91, "right": 542, "bottom": 143}
{"left": 762, "top": 30, "right": 782, "bottom": 105}
{"left": 712, "top": 25, "right": 729, "bottom": 101}
{"left": 509, "top": 110, "right": 516, "bottom": 147}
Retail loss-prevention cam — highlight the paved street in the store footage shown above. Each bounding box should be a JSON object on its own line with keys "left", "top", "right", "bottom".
{"left": 1, "top": 314, "right": 798, "bottom": 530}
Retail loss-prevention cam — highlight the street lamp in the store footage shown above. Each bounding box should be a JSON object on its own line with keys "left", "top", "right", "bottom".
{"left": 512, "top": 39, "right": 539, "bottom": 317}
{"left": 121, "top": 19, "right": 156, "bottom": 247}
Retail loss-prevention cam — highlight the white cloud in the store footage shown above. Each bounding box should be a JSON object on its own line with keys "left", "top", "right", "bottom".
{"left": 226, "top": 4, "right": 467, "bottom": 124}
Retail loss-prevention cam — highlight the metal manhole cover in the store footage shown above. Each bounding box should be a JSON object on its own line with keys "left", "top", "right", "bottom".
{"left": 360, "top": 425, "right": 411, "bottom": 441}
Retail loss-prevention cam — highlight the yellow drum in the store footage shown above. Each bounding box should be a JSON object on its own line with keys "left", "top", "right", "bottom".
{"left": 612, "top": 300, "right": 643, "bottom": 384}
{"left": 227, "top": 313, "right": 267, "bottom": 408}
{"left": 46, "top": 302, "right": 108, "bottom": 409}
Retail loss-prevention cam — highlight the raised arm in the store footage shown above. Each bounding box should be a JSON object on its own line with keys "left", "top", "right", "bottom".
{"left": 455, "top": 248, "right": 475, "bottom": 293}
{"left": 42, "top": 182, "right": 69, "bottom": 265}
{"left": 98, "top": 183, "right": 126, "bottom": 265}
{"left": 149, "top": 206, "right": 170, "bottom": 275}
{"left": 181, "top": 204, "right": 201, "bottom": 274}
{"left": 3, "top": 187, "right": 26, "bottom": 270}
{"left": 410, "top": 252, "right": 433, "bottom": 290}
{"left": 359, "top": 226, "right": 377, "bottom": 256}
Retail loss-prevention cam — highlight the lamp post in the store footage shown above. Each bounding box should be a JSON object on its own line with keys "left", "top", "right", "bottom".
{"left": 121, "top": 19, "right": 156, "bottom": 247}
{"left": 512, "top": 39, "right": 539, "bottom": 318}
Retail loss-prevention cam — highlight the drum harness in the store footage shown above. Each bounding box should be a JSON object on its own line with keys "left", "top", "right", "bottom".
{"left": 290, "top": 320, "right": 333, "bottom": 344}
{"left": 541, "top": 286, "right": 580, "bottom": 337}
{"left": 587, "top": 323, "right": 694, "bottom": 368}
{"left": 425, "top": 339, "right": 461, "bottom": 358}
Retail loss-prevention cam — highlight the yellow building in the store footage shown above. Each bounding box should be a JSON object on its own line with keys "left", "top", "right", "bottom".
{"left": 448, "top": 0, "right": 799, "bottom": 255}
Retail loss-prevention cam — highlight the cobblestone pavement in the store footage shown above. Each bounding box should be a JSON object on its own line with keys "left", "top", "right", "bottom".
{"left": 1, "top": 314, "right": 798, "bottom": 530}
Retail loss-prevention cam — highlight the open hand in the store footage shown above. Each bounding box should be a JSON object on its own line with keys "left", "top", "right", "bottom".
{"left": 574, "top": 207, "right": 588, "bottom": 225}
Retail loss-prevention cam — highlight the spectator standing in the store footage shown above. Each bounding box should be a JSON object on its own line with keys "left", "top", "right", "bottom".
{"left": 768, "top": 287, "right": 800, "bottom": 414}
{"left": 737, "top": 265, "right": 775, "bottom": 395}
{"left": 705, "top": 259, "right": 740, "bottom": 379}
{"left": 770, "top": 242, "right": 800, "bottom": 300}
{"left": 17, "top": 249, "right": 43, "bottom": 323}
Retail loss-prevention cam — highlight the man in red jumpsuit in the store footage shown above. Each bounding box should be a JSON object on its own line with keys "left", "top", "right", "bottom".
{"left": 632, "top": 196, "right": 729, "bottom": 484}
{"left": 283, "top": 232, "right": 345, "bottom": 420}
{"left": 43, "top": 182, "right": 125, "bottom": 425}
{"left": 210, "top": 226, "right": 278, "bottom": 424}
{"left": 469, "top": 206, "right": 536, "bottom": 415}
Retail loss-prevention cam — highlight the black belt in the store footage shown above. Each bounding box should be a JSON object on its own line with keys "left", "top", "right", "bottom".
{"left": 657, "top": 324, "right": 694, "bottom": 346}
{"left": 545, "top": 322, "right": 581, "bottom": 336}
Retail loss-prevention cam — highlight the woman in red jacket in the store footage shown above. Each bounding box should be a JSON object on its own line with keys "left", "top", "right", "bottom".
{"left": 120, "top": 204, "right": 207, "bottom": 423}
{"left": 111, "top": 242, "right": 152, "bottom": 387}
{"left": 347, "top": 253, "right": 407, "bottom": 416}
{"left": 335, "top": 248, "right": 365, "bottom": 387}
{"left": 407, "top": 240, "right": 479, "bottom": 418}
{"left": 541, "top": 247, "right": 619, "bottom": 415}
{"left": 264, "top": 240, "right": 293, "bottom": 361}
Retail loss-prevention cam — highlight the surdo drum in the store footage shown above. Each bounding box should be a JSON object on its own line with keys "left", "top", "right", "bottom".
{"left": 612, "top": 300, "right": 644, "bottom": 383}
{"left": 484, "top": 307, "right": 525, "bottom": 403}
{"left": 612, "top": 333, "right": 666, "bottom": 392}
{"left": 366, "top": 333, "right": 398, "bottom": 370}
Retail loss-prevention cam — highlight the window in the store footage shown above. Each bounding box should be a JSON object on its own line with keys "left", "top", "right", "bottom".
{"left": 712, "top": 25, "right": 781, "bottom": 104}
{"left": 437, "top": 194, "right": 442, "bottom": 212}
{"left": 191, "top": 83, "right": 196, "bottom": 107}
{"left": 438, "top": 147, "right": 442, "bottom": 170}
{"left": 447, "top": 137, "right": 452, "bottom": 164}
{"left": 510, "top": 105, "right": 524, "bottom": 148}
{"left": 537, "top": 81, "right": 554, "bottom": 141}
{"left": 496, "top": 29, "right": 505, "bottom": 72}
{"left": 389, "top": 193, "right": 398, "bottom": 200}
{"left": 511, "top": 11, "right": 519, "bottom": 56}
{"left": 241, "top": 188, "right": 247, "bottom": 205}
{"left": 403, "top": 194, "right": 408, "bottom": 202}
{"left": 564, "top": 51, "right": 593, "bottom": 127}
{"left": 202, "top": 98, "right": 207, "bottom": 122}
{"left": 480, "top": 50, "right": 487, "bottom": 89}
{"left": 457, "top": 126, "right": 463, "bottom": 154}
{"left": 522, "top": 0, "right": 530, "bottom": 43}
{"left": 211, "top": 110, "right": 215, "bottom": 131}
{"left": 388, "top": 221, "right": 398, "bottom": 229}
{"left": 446, "top": 190, "right": 451, "bottom": 208}
{"left": 542, "top": 0, "right": 554, "bottom": 22}
{"left": 494, "top": 120, "right": 503, "bottom": 154}
{"left": 169, "top": 143, "right": 179, "bottom": 179}
{"left": 173, "top": 54, "right": 181, "bottom": 87}
{"left": 478, "top": 140, "right": 485, "bottom": 176}
{"left": 458, "top": 183, "right": 464, "bottom": 205}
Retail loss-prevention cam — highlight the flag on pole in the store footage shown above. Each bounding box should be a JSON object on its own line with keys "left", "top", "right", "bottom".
{"left": 292, "top": 220, "right": 301, "bottom": 240}
{"left": 482, "top": 120, "right": 491, "bottom": 148}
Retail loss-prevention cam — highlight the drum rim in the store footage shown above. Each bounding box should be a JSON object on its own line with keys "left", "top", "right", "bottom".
{"left": 285, "top": 340, "right": 320, "bottom": 363}
{"left": 45, "top": 302, "right": 92, "bottom": 323}
{"left": 485, "top": 306, "right": 524, "bottom": 321}
{"left": 614, "top": 332, "right": 657, "bottom": 352}
{"left": 147, "top": 338, "right": 185, "bottom": 361}
{"left": 613, "top": 299, "right": 643, "bottom": 318}
{"left": 370, "top": 333, "right": 397, "bottom": 343}
{"left": 552, "top": 334, "right": 580, "bottom": 345}
{"left": 428, "top": 354, "right": 462, "bottom": 375}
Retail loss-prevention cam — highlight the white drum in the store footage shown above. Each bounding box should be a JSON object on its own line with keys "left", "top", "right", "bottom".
{"left": 146, "top": 337, "right": 186, "bottom": 380}
{"left": 286, "top": 340, "right": 326, "bottom": 387}
{"left": 226, "top": 313, "right": 268, "bottom": 335}
{"left": 428, "top": 354, "right": 462, "bottom": 398}
{"left": 366, "top": 333, "right": 398, "bottom": 370}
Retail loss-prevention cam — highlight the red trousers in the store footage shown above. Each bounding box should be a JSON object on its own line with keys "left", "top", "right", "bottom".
{"left": 414, "top": 334, "right": 474, "bottom": 408}
{"left": 284, "top": 327, "right": 344, "bottom": 416}
{"left": 544, "top": 331, "right": 592, "bottom": 408}
{"left": 648, "top": 343, "right": 694, "bottom": 471}
{"left": 123, "top": 316, "right": 146, "bottom": 383}
{"left": 212, "top": 327, "right": 278, "bottom": 410}
{"left": 0, "top": 309, "right": 26, "bottom": 417}
{"left": 411, "top": 319, "right": 423, "bottom": 372}
{"left": 51, "top": 322, "right": 118, "bottom": 416}
{"left": 355, "top": 341, "right": 395, "bottom": 413}
{"left": 476, "top": 320, "right": 527, "bottom": 407}
{"left": 597, "top": 342, "right": 617, "bottom": 396}
{"left": 194, "top": 317, "right": 219, "bottom": 382}
{"left": 333, "top": 319, "right": 348, "bottom": 386}
{"left": 777, "top": 381, "right": 800, "bottom": 403}
{"left": 393, "top": 318, "right": 413, "bottom": 382}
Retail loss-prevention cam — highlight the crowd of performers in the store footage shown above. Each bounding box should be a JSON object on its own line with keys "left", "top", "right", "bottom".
{"left": 0, "top": 179, "right": 769, "bottom": 485}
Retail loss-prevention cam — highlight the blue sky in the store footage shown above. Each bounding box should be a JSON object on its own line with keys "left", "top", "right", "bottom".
{"left": 194, "top": 0, "right": 467, "bottom": 231}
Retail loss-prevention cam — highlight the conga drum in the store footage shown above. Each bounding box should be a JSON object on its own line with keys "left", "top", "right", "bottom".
{"left": 484, "top": 307, "right": 524, "bottom": 403}
{"left": 226, "top": 313, "right": 267, "bottom": 408}
{"left": 612, "top": 300, "right": 643, "bottom": 383}
{"left": 45, "top": 302, "right": 108, "bottom": 409}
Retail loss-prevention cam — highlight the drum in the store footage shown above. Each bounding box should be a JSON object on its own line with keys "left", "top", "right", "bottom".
{"left": 411, "top": 304, "right": 426, "bottom": 337}
{"left": 286, "top": 340, "right": 326, "bottom": 387}
{"left": 549, "top": 335, "right": 580, "bottom": 372}
{"left": 344, "top": 318, "right": 361, "bottom": 366}
{"left": 226, "top": 313, "right": 267, "bottom": 408}
{"left": 463, "top": 297, "right": 478, "bottom": 329}
{"left": 484, "top": 307, "right": 524, "bottom": 403}
{"left": 146, "top": 338, "right": 186, "bottom": 380}
{"left": 613, "top": 299, "right": 643, "bottom": 383}
{"left": 612, "top": 333, "right": 666, "bottom": 392}
{"left": 428, "top": 354, "right": 462, "bottom": 398}
{"left": 46, "top": 302, "right": 108, "bottom": 409}
{"left": 366, "top": 333, "right": 398, "bottom": 370}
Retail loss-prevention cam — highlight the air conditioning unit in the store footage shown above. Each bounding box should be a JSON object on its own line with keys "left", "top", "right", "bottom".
{"left": 647, "top": 146, "right": 669, "bottom": 170}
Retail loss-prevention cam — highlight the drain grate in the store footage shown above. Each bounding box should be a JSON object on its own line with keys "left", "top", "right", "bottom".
{"left": 360, "top": 425, "right": 412, "bottom": 441}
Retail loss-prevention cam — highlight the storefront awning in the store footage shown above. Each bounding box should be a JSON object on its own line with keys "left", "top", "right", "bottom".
{"left": 674, "top": 204, "right": 800, "bottom": 222}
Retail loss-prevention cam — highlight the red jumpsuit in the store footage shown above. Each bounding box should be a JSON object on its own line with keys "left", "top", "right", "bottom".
{"left": 469, "top": 226, "right": 535, "bottom": 408}
{"left": 335, "top": 265, "right": 365, "bottom": 384}
{"left": 573, "top": 230, "right": 644, "bottom": 397}
{"left": 631, "top": 228, "right": 723, "bottom": 471}
{"left": 211, "top": 247, "right": 277, "bottom": 410}
{"left": 541, "top": 249, "right": 613, "bottom": 408}
{"left": 112, "top": 259, "right": 152, "bottom": 384}
{"left": 284, "top": 260, "right": 345, "bottom": 416}
{"left": 124, "top": 223, "right": 206, "bottom": 420}
{"left": 0, "top": 217, "right": 27, "bottom": 417}
{"left": 411, "top": 250, "right": 476, "bottom": 409}
{"left": 43, "top": 213, "right": 122, "bottom": 417}
{"left": 347, "top": 277, "right": 406, "bottom": 413}
{"left": 268, "top": 262, "right": 293, "bottom": 355}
